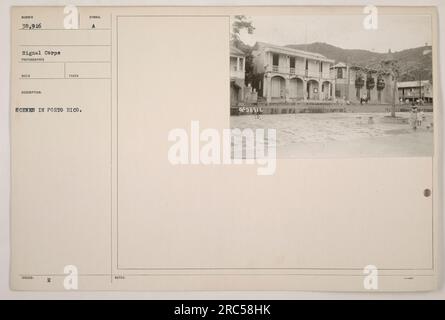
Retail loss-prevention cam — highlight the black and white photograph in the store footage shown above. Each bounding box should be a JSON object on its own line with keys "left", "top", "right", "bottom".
{"left": 2, "top": 2, "right": 444, "bottom": 301}
{"left": 230, "top": 14, "right": 434, "bottom": 157}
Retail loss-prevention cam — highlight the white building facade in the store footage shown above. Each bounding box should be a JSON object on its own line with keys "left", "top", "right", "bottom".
{"left": 230, "top": 45, "right": 246, "bottom": 106}
{"left": 250, "top": 42, "right": 335, "bottom": 103}
{"left": 398, "top": 80, "right": 433, "bottom": 103}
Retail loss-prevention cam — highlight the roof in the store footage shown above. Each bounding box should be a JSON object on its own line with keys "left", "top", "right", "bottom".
{"left": 254, "top": 42, "right": 334, "bottom": 63}
{"left": 332, "top": 62, "right": 347, "bottom": 68}
{"left": 397, "top": 80, "right": 431, "bottom": 88}
{"left": 230, "top": 45, "right": 245, "bottom": 56}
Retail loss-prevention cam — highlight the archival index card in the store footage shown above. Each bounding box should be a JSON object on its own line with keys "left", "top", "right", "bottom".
{"left": 10, "top": 6, "right": 440, "bottom": 291}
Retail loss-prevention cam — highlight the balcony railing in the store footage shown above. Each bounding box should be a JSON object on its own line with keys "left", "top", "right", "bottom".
{"left": 230, "top": 70, "right": 245, "bottom": 79}
{"left": 306, "top": 70, "right": 320, "bottom": 78}
{"left": 321, "top": 73, "right": 333, "bottom": 80}
{"left": 268, "top": 66, "right": 333, "bottom": 80}
{"left": 270, "top": 65, "right": 305, "bottom": 76}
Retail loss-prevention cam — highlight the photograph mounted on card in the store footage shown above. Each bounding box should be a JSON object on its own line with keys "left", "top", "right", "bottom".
{"left": 9, "top": 5, "right": 440, "bottom": 292}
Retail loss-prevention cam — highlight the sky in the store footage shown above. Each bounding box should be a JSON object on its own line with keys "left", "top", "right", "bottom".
{"left": 235, "top": 14, "right": 432, "bottom": 53}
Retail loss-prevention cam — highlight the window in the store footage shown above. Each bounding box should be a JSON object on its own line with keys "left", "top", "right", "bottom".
{"left": 320, "top": 62, "right": 323, "bottom": 73}
{"left": 337, "top": 68, "right": 343, "bottom": 79}
{"left": 272, "top": 54, "right": 279, "bottom": 66}
{"left": 230, "top": 57, "right": 238, "bottom": 72}
{"left": 239, "top": 58, "right": 244, "bottom": 72}
{"left": 305, "top": 59, "right": 309, "bottom": 70}
{"left": 289, "top": 57, "right": 295, "bottom": 68}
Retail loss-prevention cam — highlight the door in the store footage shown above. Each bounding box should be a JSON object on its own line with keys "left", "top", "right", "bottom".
{"left": 271, "top": 76, "right": 283, "bottom": 98}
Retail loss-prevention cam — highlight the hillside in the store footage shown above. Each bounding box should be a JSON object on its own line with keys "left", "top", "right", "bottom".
{"left": 286, "top": 42, "right": 433, "bottom": 81}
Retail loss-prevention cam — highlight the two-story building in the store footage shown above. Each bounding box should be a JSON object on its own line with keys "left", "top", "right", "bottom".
{"left": 331, "top": 62, "right": 397, "bottom": 104}
{"left": 398, "top": 80, "right": 433, "bottom": 104}
{"left": 250, "top": 42, "right": 335, "bottom": 103}
{"left": 230, "top": 45, "right": 246, "bottom": 107}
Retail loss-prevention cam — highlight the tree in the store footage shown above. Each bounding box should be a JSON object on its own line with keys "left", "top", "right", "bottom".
{"left": 354, "top": 70, "right": 365, "bottom": 97}
{"left": 364, "top": 56, "right": 401, "bottom": 117}
{"left": 230, "top": 16, "right": 256, "bottom": 87}
{"left": 382, "top": 59, "right": 401, "bottom": 117}
{"left": 231, "top": 15, "right": 255, "bottom": 47}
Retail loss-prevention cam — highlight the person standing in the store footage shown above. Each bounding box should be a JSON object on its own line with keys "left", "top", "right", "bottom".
{"left": 410, "top": 105, "right": 418, "bottom": 130}
{"left": 360, "top": 92, "right": 367, "bottom": 105}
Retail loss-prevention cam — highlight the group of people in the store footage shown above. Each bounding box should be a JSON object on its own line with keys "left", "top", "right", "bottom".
{"left": 410, "top": 105, "right": 426, "bottom": 130}
{"left": 401, "top": 97, "right": 425, "bottom": 106}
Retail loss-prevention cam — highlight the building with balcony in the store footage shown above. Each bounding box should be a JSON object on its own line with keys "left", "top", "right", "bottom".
{"left": 331, "top": 62, "right": 397, "bottom": 104}
{"left": 230, "top": 45, "right": 246, "bottom": 107}
{"left": 250, "top": 42, "right": 335, "bottom": 103}
{"left": 398, "top": 80, "right": 433, "bottom": 103}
